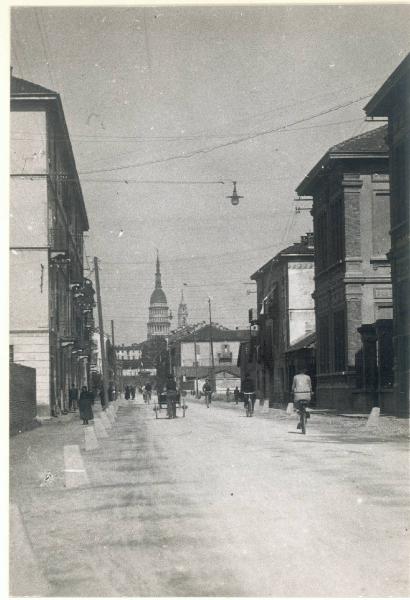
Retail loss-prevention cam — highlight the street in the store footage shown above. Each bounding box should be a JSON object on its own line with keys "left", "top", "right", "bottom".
{"left": 9, "top": 395, "right": 409, "bottom": 597}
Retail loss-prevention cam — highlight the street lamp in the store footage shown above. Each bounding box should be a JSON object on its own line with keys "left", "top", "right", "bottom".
{"left": 227, "top": 181, "right": 243, "bottom": 206}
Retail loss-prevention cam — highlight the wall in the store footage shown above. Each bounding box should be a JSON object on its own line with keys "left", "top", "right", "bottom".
{"left": 288, "top": 262, "right": 315, "bottom": 344}
{"left": 9, "top": 363, "right": 37, "bottom": 434}
{"left": 9, "top": 332, "right": 50, "bottom": 416}
{"left": 10, "top": 110, "right": 47, "bottom": 175}
{"left": 9, "top": 249, "right": 50, "bottom": 331}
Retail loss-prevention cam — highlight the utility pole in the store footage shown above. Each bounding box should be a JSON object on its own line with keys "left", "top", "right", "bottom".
{"left": 208, "top": 297, "right": 216, "bottom": 391}
{"left": 94, "top": 257, "right": 109, "bottom": 408}
{"left": 193, "top": 327, "right": 199, "bottom": 398}
{"left": 111, "top": 319, "right": 118, "bottom": 399}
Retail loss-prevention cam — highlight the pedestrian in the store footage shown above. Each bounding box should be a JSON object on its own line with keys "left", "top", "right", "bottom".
{"left": 131, "top": 385, "right": 136, "bottom": 400}
{"left": 234, "top": 386, "right": 240, "bottom": 404}
{"left": 99, "top": 385, "right": 106, "bottom": 410}
{"left": 68, "top": 384, "right": 79, "bottom": 412}
{"left": 166, "top": 374, "right": 177, "bottom": 418}
{"left": 79, "top": 386, "right": 94, "bottom": 425}
{"left": 226, "top": 387, "right": 231, "bottom": 402}
{"left": 125, "top": 385, "right": 130, "bottom": 400}
{"left": 108, "top": 382, "right": 114, "bottom": 402}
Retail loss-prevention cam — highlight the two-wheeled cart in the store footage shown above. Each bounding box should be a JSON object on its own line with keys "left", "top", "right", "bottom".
{"left": 153, "top": 391, "right": 187, "bottom": 419}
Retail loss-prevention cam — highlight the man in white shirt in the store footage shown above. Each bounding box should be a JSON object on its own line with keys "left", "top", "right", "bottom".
{"left": 291, "top": 368, "right": 312, "bottom": 408}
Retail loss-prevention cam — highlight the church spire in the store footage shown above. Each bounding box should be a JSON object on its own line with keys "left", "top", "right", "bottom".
{"left": 178, "top": 287, "right": 188, "bottom": 328}
{"left": 155, "top": 249, "right": 162, "bottom": 288}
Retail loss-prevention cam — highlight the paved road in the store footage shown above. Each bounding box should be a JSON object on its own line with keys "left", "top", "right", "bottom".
{"left": 10, "top": 397, "right": 410, "bottom": 597}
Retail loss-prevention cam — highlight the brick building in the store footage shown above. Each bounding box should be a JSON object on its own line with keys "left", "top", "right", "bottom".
{"left": 296, "top": 126, "right": 393, "bottom": 412}
{"left": 10, "top": 73, "right": 93, "bottom": 416}
{"left": 364, "top": 54, "right": 410, "bottom": 417}
{"left": 250, "top": 234, "right": 315, "bottom": 406}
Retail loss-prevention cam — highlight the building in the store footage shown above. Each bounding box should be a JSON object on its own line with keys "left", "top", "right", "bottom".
{"left": 177, "top": 289, "right": 188, "bottom": 328}
{"left": 147, "top": 252, "right": 171, "bottom": 339}
{"left": 171, "top": 323, "right": 249, "bottom": 394}
{"left": 296, "top": 126, "right": 393, "bottom": 413}
{"left": 10, "top": 72, "right": 93, "bottom": 417}
{"left": 364, "top": 54, "right": 410, "bottom": 417}
{"left": 250, "top": 234, "right": 315, "bottom": 406}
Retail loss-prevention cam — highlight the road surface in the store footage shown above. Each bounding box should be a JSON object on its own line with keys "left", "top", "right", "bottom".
{"left": 10, "top": 396, "right": 410, "bottom": 597}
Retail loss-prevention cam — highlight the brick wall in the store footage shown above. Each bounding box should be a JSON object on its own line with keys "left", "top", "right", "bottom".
{"left": 10, "top": 363, "right": 37, "bottom": 434}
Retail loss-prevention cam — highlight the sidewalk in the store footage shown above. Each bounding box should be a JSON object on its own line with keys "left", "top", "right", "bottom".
{"left": 187, "top": 396, "right": 410, "bottom": 440}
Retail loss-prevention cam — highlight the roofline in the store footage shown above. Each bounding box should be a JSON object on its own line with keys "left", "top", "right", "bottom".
{"left": 250, "top": 247, "right": 314, "bottom": 280}
{"left": 364, "top": 53, "right": 410, "bottom": 117}
{"left": 11, "top": 88, "right": 89, "bottom": 231}
{"left": 296, "top": 148, "right": 389, "bottom": 196}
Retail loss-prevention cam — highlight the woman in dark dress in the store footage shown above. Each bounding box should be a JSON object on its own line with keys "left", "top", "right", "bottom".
{"left": 79, "top": 386, "right": 94, "bottom": 425}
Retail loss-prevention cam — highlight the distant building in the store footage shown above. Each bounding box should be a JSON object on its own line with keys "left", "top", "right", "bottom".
{"left": 9, "top": 72, "right": 93, "bottom": 417}
{"left": 170, "top": 323, "right": 249, "bottom": 393}
{"left": 364, "top": 54, "right": 410, "bottom": 417}
{"left": 296, "top": 126, "right": 393, "bottom": 413}
{"left": 147, "top": 252, "right": 171, "bottom": 339}
{"left": 250, "top": 234, "right": 315, "bottom": 406}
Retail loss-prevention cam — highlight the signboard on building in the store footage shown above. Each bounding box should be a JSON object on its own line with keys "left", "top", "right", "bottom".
{"left": 122, "top": 368, "right": 157, "bottom": 376}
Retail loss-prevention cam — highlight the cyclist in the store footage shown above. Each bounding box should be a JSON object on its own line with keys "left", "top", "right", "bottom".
{"left": 241, "top": 373, "right": 256, "bottom": 415}
{"left": 291, "top": 369, "right": 312, "bottom": 430}
{"left": 144, "top": 382, "right": 152, "bottom": 403}
{"left": 202, "top": 379, "right": 212, "bottom": 407}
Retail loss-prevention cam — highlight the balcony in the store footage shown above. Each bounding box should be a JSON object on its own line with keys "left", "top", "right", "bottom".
{"left": 217, "top": 352, "right": 233, "bottom": 364}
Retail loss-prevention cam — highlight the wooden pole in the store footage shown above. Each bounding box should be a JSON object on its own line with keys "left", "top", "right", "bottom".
{"left": 208, "top": 298, "right": 216, "bottom": 391}
{"left": 94, "top": 257, "right": 109, "bottom": 408}
{"left": 111, "top": 319, "right": 118, "bottom": 398}
{"left": 193, "top": 327, "right": 199, "bottom": 398}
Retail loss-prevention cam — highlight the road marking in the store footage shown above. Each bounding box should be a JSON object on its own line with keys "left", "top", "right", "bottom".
{"left": 63, "top": 444, "right": 90, "bottom": 488}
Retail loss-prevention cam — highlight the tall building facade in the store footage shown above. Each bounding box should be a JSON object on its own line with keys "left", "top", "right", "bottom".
{"left": 365, "top": 54, "right": 410, "bottom": 417}
{"left": 296, "top": 126, "right": 393, "bottom": 413}
{"left": 9, "top": 73, "right": 94, "bottom": 417}
{"left": 147, "top": 253, "right": 170, "bottom": 339}
{"left": 177, "top": 289, "right": 188, "bottom": 328}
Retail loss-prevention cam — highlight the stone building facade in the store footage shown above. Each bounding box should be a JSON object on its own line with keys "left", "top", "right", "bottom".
{"left": 365, "top": 54, "right": 410, "bottom": 417}
{"left": 10, "top": 74, "right": 93, "bottom": 417}
{"left": 296, "top": 126, "right": 393, "bottom": 412}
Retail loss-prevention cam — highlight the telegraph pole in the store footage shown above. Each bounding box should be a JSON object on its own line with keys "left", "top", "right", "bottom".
{"left": 111, "top": 319, "right": 118, "bottom": 399}
{"left": 208, "top": 297, "right": 216, "bottom": 391}
{"left": 193, "top": 327, "right": 199, "bottom": 398}
{"left": 94, "top": 257, "right": 109, "bottom": 408}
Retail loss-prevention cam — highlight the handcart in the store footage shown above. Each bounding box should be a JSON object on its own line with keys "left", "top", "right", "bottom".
{"left": 153, "top": 391, "right": 187, "bottom": 419}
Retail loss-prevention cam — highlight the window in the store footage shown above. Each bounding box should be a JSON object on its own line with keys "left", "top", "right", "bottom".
{"left": 9, "top": 345, "right": 14, "bottom": 363}
{"left": 331, "top": 197, "right": 344, "bottom": 263}
{"left": 333, "top": 310, "right": 346, "bottom": 372}
{"left": 372, "top": 193, "right": 390, "bottom": 256}
{"left": 318, "top": 316, "right": 330, "bottom": 373}
{"left": 316, "top": 212, "right": 328, "bottom": 272}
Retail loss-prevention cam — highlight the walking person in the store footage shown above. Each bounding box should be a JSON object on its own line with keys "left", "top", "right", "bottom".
{"left": 68, "top": 384, "right": 79, "bottom": 412}
{"left": 79, "top": 386, "right": 94, "bottom": 425}
{"left": 241, "top": 373, "right": 256, "bottom": 414}
{"left": 234, "top": 386, "right": 240, "bottom": 405}
{"left": 131, "top": 385, "right": 136, "bottom": 400}
{"left": 226, "top": 387, "right": 231, "bottom": 402}
{"left": 125, "top": 385, "right": 130, "bottom": 400}
{"left": 166, "top": 374, "right": 177, "bottom": 418}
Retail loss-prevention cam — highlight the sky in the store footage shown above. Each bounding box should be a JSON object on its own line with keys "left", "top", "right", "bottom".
{"left": 9, "top": 3, "right": 410, "bottom": 344}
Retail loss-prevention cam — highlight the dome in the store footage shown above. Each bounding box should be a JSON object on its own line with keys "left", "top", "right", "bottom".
{"left": 150, "top": 287, "right": 167, "bottom": 304}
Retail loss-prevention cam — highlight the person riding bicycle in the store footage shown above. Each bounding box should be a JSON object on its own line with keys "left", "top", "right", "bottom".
{"left": 241, "top": 373, "right": 256, "bottom": 413}
{"left": 291, "top": 368, "right": 312, "bottom": 429}
{"left": 202, "top": 379, "right": 212, "bottom": 404}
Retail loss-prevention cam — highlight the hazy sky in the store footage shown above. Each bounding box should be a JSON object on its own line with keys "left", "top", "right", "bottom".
{"left": 10, "top": 4, "right": 410, "bottom": 344}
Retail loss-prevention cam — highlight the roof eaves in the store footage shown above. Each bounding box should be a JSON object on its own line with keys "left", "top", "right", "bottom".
{"left": 364, "top": 53, "right": 410, "bottom": 117}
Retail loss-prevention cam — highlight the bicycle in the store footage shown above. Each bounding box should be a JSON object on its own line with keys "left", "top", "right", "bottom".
{"left": 244, "top": 392, "right": 255, "bottom": 417}
{"left": 205, "top": 391, "right": 212, "bottom": 408}
{"left": 296, "top": 400, "right": 310, "bottom": 434}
